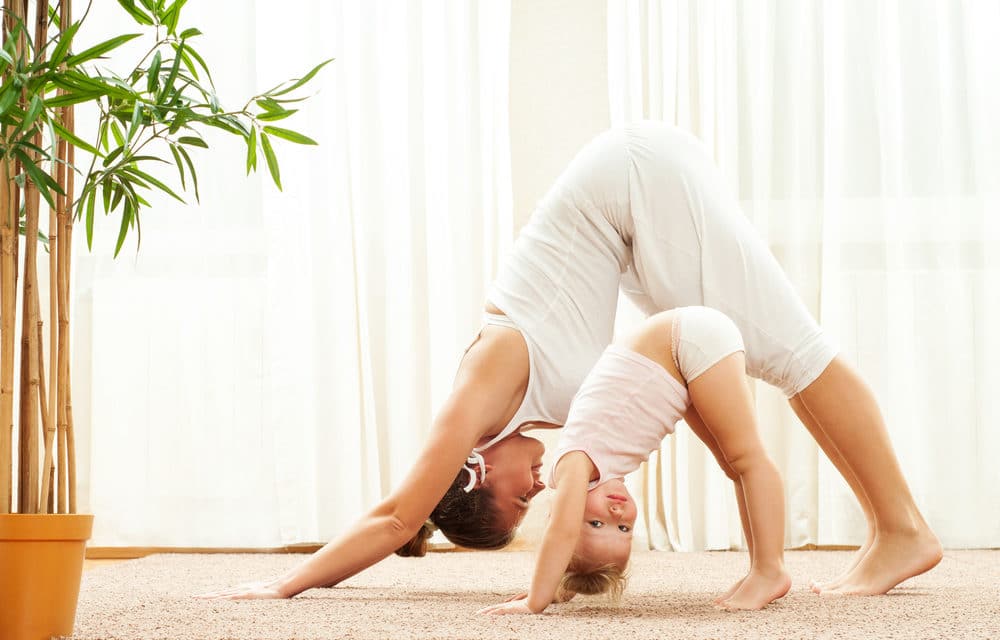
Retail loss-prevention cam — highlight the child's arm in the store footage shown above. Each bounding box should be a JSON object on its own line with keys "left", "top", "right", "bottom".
{"left": 478, "top": 451, "right": 594, "bottom": 615}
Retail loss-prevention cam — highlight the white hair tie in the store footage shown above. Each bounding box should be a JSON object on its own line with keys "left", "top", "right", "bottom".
{"left": 462, "top": 451, "right": 487, "bottom": 493}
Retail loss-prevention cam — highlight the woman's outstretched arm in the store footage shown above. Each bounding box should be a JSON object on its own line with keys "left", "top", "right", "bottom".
{"left": 197, "top": 328, "right": 529, "bottom": 599}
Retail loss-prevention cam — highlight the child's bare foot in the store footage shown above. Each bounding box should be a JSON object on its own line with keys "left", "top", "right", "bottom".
{"left": 713, "top": 575, "right": 747, "bottom": 604}
{"left": 810, "top": 536, "right": 872, "bottom": 593}
{"left": 816, "top": 527, "right": 942, "bottom": 596}
{"left": 716, "top": 568, "right": 791, "bottom": 611}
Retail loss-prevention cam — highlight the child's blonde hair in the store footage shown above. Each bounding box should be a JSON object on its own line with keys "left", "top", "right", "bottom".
{"left": 557, "top": 559, "right": 628, "bottom": 603}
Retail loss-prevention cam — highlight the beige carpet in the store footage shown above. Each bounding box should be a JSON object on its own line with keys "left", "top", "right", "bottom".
{"left": 70, "top": 550, "right": 999, "bottom": 639}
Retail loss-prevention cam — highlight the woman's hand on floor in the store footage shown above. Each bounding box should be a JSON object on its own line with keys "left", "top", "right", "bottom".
{"left": 194, "top": 579, "right": 288, "bottom": 600}
{"left": 477, "top": 595, "right": 538, "bottom": 615}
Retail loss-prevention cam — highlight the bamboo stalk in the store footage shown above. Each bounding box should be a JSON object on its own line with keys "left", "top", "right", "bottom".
{"left": 0, "top": 0, "right": 20, "bottom": 515}
{"left": 64, "top": 110, "right": 77, "bottom": 515}
{"left": 46, "top": 0, "right": 75, "bottom": 514}
{"left": 15, "top": 0, "right": 50, "bottom": 514}
{"left": 36, "top": 318, "right": 54, "bottom": 513}
{"left": 0, "top": 160, "right": 14, "bottom": 515}
{"left": 55, "top": 135, "right": 67, "bottom": 515}
{"left": 47, "top": 129, "right": 60, "bottom": 511}
{"left": 17, "top": 174, "right": 41, "bottom": 515}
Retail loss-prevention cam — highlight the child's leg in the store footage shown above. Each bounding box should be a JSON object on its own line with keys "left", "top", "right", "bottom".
{"left": 687, "top": 352, "right": 791, "bottom": 610}
{"left": 625, "top": 307, "right": 790, "bottom": 610}
{"left": 683, "top": 406, "right": 754, "bottom": 603}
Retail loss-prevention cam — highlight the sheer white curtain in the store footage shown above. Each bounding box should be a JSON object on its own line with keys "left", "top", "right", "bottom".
{"left": 73, "top": 0, "right": 511, "bottom": 547}
{"left": 608, "top": 0, "right": 1000, "bottom": 550}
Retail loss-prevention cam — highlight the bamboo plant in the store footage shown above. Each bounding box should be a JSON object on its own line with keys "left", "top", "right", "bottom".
{"left": 0, "top": 0, "right": 328, "bottom": 515}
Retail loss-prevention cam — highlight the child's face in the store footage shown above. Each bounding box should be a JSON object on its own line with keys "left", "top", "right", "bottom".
{"left": 575, "top": 478, "right": 637, "bottom": 570}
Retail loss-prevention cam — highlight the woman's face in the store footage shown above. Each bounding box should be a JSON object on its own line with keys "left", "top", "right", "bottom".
{"left": 480, "top": 434, "right": 546, "bottom": 531}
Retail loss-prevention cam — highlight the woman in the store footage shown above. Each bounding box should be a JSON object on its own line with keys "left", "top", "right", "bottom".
{"left": 200, "top": 121, "right": 940, "bottom": 600}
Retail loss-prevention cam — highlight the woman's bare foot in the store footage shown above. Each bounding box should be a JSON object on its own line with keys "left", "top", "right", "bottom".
{"left": 816, "top": 527, "right": 942, "bottom": 596}
{"left": 810, "top": 536, "right": 873, "bottom": 593}
{"left": 716, "top": 568, "right": 791, "bottom": 611}
{"left": 713, "top": 575, "right": 747, "bottom": 604}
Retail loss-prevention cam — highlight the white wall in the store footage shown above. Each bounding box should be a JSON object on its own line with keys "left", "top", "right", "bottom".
{"left": 509, "top": 0, "right": 610, "bottom": 230}
{"left": 508, "top": 0, "right": 610, "bottom": 542}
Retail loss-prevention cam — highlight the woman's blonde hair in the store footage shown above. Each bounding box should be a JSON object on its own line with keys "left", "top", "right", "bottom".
{"left": 557, "top": 559, "right": 628, "bottom": 603}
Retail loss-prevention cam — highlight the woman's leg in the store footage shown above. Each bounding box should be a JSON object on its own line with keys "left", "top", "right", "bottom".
{"left": 621, "top": 122, "right": 940, "bottom": 594}
{"left": 787, "top": 394, "right": 875, "bottom": 591}
{"left": 792, "top": 357, "right": 941, "bottom": 595}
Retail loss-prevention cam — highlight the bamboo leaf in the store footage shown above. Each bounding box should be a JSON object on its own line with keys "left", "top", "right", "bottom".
{"left": 45, "top": 90, "right": 105, "bottom": 107}
{"left": 114, "top": 199, "right": 133, "bottom": 257}
{"left": 103, "top": 146, "right": 125, "bottom": 167}
{"left": 256, "top": 98, "right": 283, "bottom": 113}
{"left": 147, "top": 51, "right": 162, "bottom": 94}
{"left": 161, "top": 0, "right": 188, "bottom": 35}
{"left": 199, "top": 117, "right": 243, "bottom": 136}
{"left": 169, "top": 143, "right": 186, "bottom": 189}
{"left": 102, "top": 176, "right": 112, "bottom": 213}
{"left": 124, "top": 167, "right": 185, "bottom": 203}
{"left": 127, "top": 101, "right": 142, "bottom": 142}
{"left": 262, "top": 126, "right": 317, "bottom": 145}
{"left": 98, "top": 119, "right": 110, "bottom": 151}
{"left": 270, "top": 95, "right": 311, "bottom": 104}
{"left": 158, "top": 45, "right": 183, "bottom": 104}
{"left": 14, "top": 150, "right": 62, "bottom": 208}
{"left": 260, "top": 132, "right": 281, "bottom": 190}
{"left": 246, "top": 126, "right": 256, "bottom": 175}
{"left": 19, "top": 96, "right": 45, "bottom": 136}
{"left": 270, "top": 58, "right": 333, "bottom": 97}
{"left": 167, "top": 112, "right": 188, "bottom": 135}
{"left": 129, "top": 155, "right": 169, "bottom": 164}
{"left": 179, "top": 28, "right": 201, "bottom": 40}
{"left": 51, "top": 119, "right": 103, "bottom": 156}
{"left": 181, "top": 44, "right": 214, "bottom": 86}
{"left": 49, "top": 21, "right": 82, "bottom": 69}
{"left": 0, "top": 86, "right": 18, "bottom": 117}
{"left": 115, "top": 0, "right": 154, "bottom": 26}
{"left": 111, "top": 182, "right": 126, "bottom": 212}
{"left": 257, "top": 109, "right": 297, "bottom": 122}
{"left": 85, "top": 187, "right": 97, "bottom": 249}
{"left": 66, "top": 34, "right": 143, "bottom": 67}
{"left": 177, "top": 145, "right": 199, "bottom": 201}
{"left": 51, "top": 72, "right": 133, "bottom": 97}
{"left": 172, "top": 43, "right": 199, "bottom": 81}
{"left": 177, "top": 135, "right": 207, "bottom": 148}
{"left": 110, "top": 121, "right": 126, "bottom": 147}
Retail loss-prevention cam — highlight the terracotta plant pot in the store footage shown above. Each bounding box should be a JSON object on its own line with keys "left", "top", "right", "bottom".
{"left": 0, "top": 514, "right": 94, "bottom": 640}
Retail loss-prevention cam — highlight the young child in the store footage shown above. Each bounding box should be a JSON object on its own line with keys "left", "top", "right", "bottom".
{"left": 478, "top": 306, "right": 792, "bottom": 614}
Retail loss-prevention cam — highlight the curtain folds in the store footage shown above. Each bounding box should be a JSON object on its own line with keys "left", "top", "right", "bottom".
{"left": 75, "top": 0, "right": 511, "bottom": 547}
{"left": 608, "top": 0, "right": 1000, "bottom": 550}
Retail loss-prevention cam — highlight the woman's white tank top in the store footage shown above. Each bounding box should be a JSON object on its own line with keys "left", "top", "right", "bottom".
{"left": 476, "top": 127, "right": 633, "bottom": 451}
